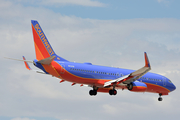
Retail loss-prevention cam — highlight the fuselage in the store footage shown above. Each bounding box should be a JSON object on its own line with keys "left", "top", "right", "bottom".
{"left": 35, "top": 59, "right": 176, "bottom": 95}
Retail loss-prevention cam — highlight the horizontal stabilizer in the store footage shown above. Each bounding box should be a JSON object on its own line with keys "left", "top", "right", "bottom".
{"left": 23, "top": 56, "right": 32, "bottom": 70}
{"left": 37, "top": 56, "right": 56, "bottom": 65}
{"left": 4, "top": 57, "right": 33, "bottom": 63}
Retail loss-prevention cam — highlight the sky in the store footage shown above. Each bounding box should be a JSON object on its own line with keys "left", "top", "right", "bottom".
{"left": 0, "top": 0, "right": 180, "bottom": 120}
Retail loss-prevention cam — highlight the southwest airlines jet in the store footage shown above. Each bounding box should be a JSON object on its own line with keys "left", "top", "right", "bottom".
{"left": 7, "top": 20, "right": 176, "bottom": 101}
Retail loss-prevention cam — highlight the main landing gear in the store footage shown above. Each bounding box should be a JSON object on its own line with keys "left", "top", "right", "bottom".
{"left": 158, "top": 93, "right": 163, "bottom": 101}
{"left": 89, "top": 86, "right": 98, "bottom": 96}
{"left": 109, "top": 89, "right": 117, "bottom": 95}
{"left": 89, "top": 90, "right": 97, "bottom": 96}
{"left": 109, "top": 84, "right": 117, "bottom": 96}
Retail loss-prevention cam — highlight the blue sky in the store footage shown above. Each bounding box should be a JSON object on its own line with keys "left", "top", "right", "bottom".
{"left": 0, "top": 0, "right": 180, "bottom": 120}
{"left": 55, "top": 0, "right": 180, "bottom": 19}
{"left": 19, "top": 0, "right": 180, "bottom": 19}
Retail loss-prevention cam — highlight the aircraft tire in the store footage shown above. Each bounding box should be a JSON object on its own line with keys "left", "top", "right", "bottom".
{"left": 93, "top": 90, "right": 97, "bottom": 96}
{"left": 158, "top": 97, "right": 163, "bottom": 101}
{"left": 113, "top": 89, "right": 117, "bottom": 95}
{"left": 109, "top": 90, "right": 113, "bottom": 95}
{"left": 109, "top": 89, "right": 117, "bottom": 95}
{"left": 89, "top": 90, "right": 97, "bottom": 96}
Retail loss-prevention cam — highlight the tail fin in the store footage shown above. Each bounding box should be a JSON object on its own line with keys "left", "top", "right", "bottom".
{"left": 31, "top": 20, "right": 68, "bottom": 61}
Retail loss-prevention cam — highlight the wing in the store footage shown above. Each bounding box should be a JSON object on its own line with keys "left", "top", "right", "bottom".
{"left": 104, "top": 52, "right": 151, "bottom": 87}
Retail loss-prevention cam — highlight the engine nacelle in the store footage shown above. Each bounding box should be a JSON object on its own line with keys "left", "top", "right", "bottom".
{"left": 127, "top": 81, "right": 147, "bottom": 92}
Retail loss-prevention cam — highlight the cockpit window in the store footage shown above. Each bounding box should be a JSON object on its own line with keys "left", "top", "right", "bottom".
{"left": 168, "top": 80, "right": 172, "bottom": 83}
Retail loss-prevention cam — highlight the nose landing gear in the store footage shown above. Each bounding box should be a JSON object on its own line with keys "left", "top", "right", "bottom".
{"left": 158, "top": 93, "right": 163, "bottom": 101}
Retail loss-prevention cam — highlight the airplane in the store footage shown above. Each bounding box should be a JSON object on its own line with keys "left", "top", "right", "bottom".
{"left": 6, "top": 20, "right": 176, "bottom": 101}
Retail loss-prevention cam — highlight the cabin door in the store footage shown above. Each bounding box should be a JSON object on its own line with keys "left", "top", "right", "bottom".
{"left": 162, "top": 77, "right": 166, "bottom": 86}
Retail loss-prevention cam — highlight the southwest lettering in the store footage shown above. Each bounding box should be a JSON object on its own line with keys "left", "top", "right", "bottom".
{"left": 34, "top": 24, "right": 54, "bottom": 56}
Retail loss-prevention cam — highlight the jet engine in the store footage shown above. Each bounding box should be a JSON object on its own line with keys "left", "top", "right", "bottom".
{"left": 127, "top": 81, "right": 147, "bottom": 92}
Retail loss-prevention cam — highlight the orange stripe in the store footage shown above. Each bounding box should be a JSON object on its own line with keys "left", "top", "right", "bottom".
{"left": 32, "top": 24, "right": 51, "bottom": 59}
{"left": 34, "top": 43, "right": 44, "bottom": 60}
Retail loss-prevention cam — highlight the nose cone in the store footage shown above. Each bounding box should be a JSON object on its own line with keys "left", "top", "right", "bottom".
{"left": 171, "top": 83, "right": 176, "bottom": 92}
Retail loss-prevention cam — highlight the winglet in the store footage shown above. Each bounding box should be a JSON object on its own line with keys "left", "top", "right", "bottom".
{"left": 23, "top": 56, "right": 32, "bottom": 70}
{"left": 144, "top": 52, "right": 150, "bottom": 68}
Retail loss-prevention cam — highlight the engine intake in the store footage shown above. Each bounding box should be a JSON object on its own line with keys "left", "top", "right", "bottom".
{"left": 127, "top": 81, "right": 147, "bottom": 92}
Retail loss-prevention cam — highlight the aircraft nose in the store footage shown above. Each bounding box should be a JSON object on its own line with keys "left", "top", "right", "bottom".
{"left": 171, "top": 83, "right": 176, "bottom": 92}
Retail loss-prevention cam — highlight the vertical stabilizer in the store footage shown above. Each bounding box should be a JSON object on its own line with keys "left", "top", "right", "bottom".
{"left": 31, "top": 20, "right": 68, "bottom": 61}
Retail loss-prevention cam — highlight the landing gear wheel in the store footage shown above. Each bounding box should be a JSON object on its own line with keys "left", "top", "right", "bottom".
{"left": 109, "top": 90, "right": 113, "bottom": 95}
{"left": 158, "top": 93, "right": 163, "bottom": 101}
{"left": 109, "top": 89, "right": 117, "bottom": 95}
{"left": 113, "top": 89, "right": 117, "bottom": 95}
{"left": 89, "top": 90, "right": 97, "bottom": 96}
{"left": 158, "top": 97, "right": 163, "bottom": 101}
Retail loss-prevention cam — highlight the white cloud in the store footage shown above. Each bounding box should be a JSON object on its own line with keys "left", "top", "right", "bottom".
{"left": 157, "top": 0, "right": 170, "bottom": 6}
{"left": 42, "top": 0, "right": 106, "bottom": 7}
{"left": 10, "top": 0, "right": 106, "bottom": 7}
{"left": 102, "top": 104, "right": 117, "bottom": 115}
{"left": 11, "top": 117, "right": 35, "bottom": 120}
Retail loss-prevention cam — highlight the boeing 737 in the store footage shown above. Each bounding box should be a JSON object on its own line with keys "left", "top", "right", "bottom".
{"left": 6, "top": 20, "right": 176, "bottom": 101}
